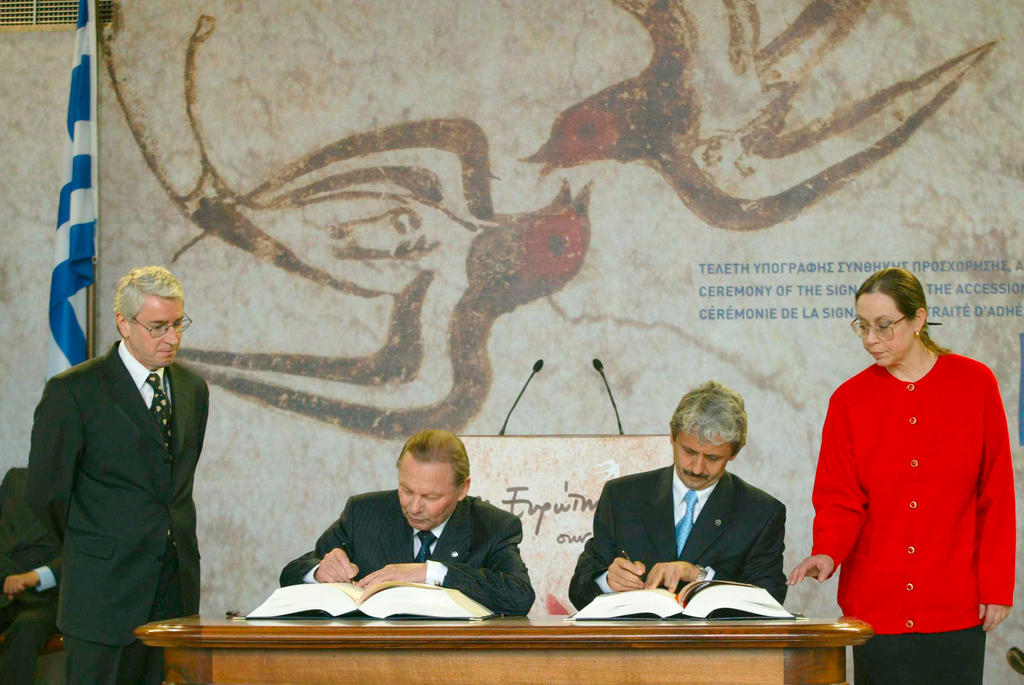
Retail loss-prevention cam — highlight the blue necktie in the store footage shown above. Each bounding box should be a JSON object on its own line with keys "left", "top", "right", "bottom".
{"left": 675, "top": 489, "right": 698, "bottom": 558}
{"left": 415, "top": 530, "right": 436, "bottom": 562}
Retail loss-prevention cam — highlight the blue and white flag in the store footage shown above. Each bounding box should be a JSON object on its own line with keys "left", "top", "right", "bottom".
{"left": 47, "top": 0, "right": 98, "bottom": 378}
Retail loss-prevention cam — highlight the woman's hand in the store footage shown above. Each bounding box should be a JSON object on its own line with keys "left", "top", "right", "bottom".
{"left": 979, "top": 603, "right": 1011, "bottom": 631}
{"left": 787, "top": 554, "right": 835, "bottom": 585}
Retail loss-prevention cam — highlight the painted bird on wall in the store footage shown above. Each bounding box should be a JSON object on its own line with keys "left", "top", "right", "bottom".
{"left": 103, "top": 15, "right": 591, "bottom": 438}
{"left": 526, "top": 0, "right": 995, "bottom": 231}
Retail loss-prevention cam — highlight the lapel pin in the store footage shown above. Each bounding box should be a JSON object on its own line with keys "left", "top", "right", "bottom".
{"left": 714, "top": 519, "right": 722, "bottom": 527}
{"left": 450, "top": 551, "right": 459, "bottom": 558}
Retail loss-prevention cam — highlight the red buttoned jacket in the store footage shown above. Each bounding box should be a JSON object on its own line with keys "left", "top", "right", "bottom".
{"left": 810, "top": 354, "right": 1015, "bottom": 634}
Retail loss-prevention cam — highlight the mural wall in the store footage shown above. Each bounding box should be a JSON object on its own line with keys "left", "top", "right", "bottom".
{"left": 2, "top": 1, "right": 1022, "bottom": 680}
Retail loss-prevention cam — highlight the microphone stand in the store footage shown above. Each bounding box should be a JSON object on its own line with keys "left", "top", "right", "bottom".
{"left": 592, "top": 358, "right": 624, "bottom": 435}
{"left": 499, "top": 359, "right": 544, "bottom": 435}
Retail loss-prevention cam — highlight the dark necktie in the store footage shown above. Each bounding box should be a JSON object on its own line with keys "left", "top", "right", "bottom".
{"left": 414, "top": 530, "right": 436, "bottom": 563}
{"left": 146, "top": 372, "right": 172, "bottom": 454}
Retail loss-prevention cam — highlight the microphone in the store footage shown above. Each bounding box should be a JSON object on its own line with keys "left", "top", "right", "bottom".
{"left": 498, "top": 359, "right": 544, "bottom": 435}
{"left": 592, "top": 358, "right": 624, "bottom": 435}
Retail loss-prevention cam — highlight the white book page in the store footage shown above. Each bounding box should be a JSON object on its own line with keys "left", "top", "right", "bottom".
{"left": 359, "top": 585, "right": 490, "bottom": 619}
{"left": 681, "top": 585, "right": 792, "bottom": 619}
{"left": 246, "top": 583, "right": 361, "bottom": 618}
{"left": 570, "top": 589, "right": 682, "bottom": 620}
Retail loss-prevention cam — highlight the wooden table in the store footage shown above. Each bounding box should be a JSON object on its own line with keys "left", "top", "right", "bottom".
{"left": 137, "top": 615, "right": 873, "bottom": 684}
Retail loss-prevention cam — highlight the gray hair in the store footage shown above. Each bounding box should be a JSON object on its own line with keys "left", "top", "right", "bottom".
{"left": 669, "top": 380, "right": 747, "bottom": 456}
{"left": 113, "top": 266, "right": 184, "bottom": 320}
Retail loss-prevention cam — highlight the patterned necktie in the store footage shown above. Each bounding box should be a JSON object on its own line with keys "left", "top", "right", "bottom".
{"left": 146, "top": 372, "right": 172, "bottom": 454}
{"left": 414, "top": 530, "right": 437, "bottom": 563}
{"left": 675, "top": 489, "right": 698, "bottom": 558}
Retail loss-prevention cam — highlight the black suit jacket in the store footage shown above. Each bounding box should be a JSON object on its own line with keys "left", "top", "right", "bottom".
{"left": 569, "top": 467, "right": 786, "bottom": 609}
{"left": 280, "top": 491, "right": 536, "bottom": 615}
{"left": 26, "top": 343, "right": 209, "bottom": 645}
{"left": 0, "top": 468, "right": 61, "bottom": 610}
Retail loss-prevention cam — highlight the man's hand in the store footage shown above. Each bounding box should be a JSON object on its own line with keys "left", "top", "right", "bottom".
{"left": 3, "top": 571, "right": 40, "bottom": 599}
{"left": 979, "top": 603, "right": 1011, "bottom": 631}
{"left": 313, "top": 548, "right": 360, "bottom": 583}
{"left": 645, "top": 561, "right": 699, "bottom": 592}
{"left": 787, "top": 554, "right": 835, "bottom": 585}
{"left": 356, "top": 563, "right": 427, "bottom": 588}
{"left": 607, "top": 557, "right": 647, "bottom": 592}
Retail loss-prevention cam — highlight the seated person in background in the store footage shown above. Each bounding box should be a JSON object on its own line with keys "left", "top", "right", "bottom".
{"left": 569, "top": 381, "right": 787, "bottom": 610}
{"left": 281, "top": 429, "right": 536, "bottom": 615}
{"left": 1, "top": 468, "right": 60, "bottom": 685}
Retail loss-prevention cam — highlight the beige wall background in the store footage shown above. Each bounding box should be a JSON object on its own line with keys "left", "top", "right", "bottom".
{"left": 2, "top": 1, "right": 1022, "bottom": 681}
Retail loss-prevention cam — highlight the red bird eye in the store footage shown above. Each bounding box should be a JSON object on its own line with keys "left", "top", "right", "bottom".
{"left": 521, "top": 212, "right": 588, "bottom": 283}
{"left": 575, "top": 122, "right": 597, "bottom": 141}
{"left": 558, "top": 108, "right": 618, "bottom": 162}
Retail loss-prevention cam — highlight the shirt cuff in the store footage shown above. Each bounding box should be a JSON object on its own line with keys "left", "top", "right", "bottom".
{"left": 34, "top": 566, "right": 56, "bottom": 592}
{"left": 425, "top": 560, "right": 447, "bottom": 585}
{"left": 595, "top": 570, "right": 613, "bottom": 594}
{"left": 704, "top": 565, "right": 716, "bottom": 581}
{"left": 303, "top": 564, "right": 320, "bottom": 583}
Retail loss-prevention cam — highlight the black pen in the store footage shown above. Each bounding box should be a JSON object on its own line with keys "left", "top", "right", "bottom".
{"left": 619, "top": 549, "right": 646, "bottom": 579}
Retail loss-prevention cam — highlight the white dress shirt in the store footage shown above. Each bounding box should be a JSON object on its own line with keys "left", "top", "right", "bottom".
{"left": 118, "top": 340, "right": 171, "bottom": 407}
{"left": 595, "top": 470, "right": 719, "bottom": 594}
{"left": 303, "top": 516, "right": 452, "bottom": 585}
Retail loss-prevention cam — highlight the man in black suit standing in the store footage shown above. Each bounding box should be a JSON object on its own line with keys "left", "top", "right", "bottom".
{"left": 569, "top": 381, "right": 786, "bottom": 610}
{"left": 281, "top": 429, "right": 535, "bottom": 615}
{"left": 27, "top": 266, "right": 209, "bottom": 684}
{"left": 1, "top": 468, "right": 60, "bottom": 685}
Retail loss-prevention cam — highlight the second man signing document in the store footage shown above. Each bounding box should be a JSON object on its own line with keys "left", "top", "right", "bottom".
{"left": 570, "top": 381, "right": 787, "bottom": 609}
{"left": 281, "top": 429, "right": 535, "bottom": 615}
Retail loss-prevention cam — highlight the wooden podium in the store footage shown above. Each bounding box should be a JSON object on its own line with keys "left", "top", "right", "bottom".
{"left": 138, "top": 615, "right": 872, "bottom": 684}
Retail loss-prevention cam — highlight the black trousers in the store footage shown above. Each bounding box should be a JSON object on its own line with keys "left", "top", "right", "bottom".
{"left": 0, "top": 596, "right": 59, "bottom": 685}
{"left": 853, "top": 625, "right": 986, "bottom": 685}
{"left": 65, "top": 539, "right": 184, "bottom": 685}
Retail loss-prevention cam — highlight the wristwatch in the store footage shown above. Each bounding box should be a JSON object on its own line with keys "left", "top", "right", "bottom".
{"left": 695, "top": 565, "right": 709, "bottom": 582}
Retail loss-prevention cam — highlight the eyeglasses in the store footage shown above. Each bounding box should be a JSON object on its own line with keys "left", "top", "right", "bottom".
{"left": 850, "top": 316, "right": 905, "bottom": 340}
{"left": 133, "top": 315, "right": 192, "bottom": 338}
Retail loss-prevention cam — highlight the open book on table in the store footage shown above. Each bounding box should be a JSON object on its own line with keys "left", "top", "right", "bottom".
{"left": 247, "top": 581, "right": 495, "bottom": 620}
{"left": 570, "top": 580, "right": 793, "bottom": 620}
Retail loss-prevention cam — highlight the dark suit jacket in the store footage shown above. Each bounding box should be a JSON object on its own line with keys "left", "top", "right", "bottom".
{"left": 280, "top": 491, "right": 536, "bottom": 615}
{"left": 0, "top": 468, "right": 60, "bottom": 610}
{"left": 26, "top": 343, "right": 209, "bottom": 645}
{"left": 569, "top": 467, "right": 786, "bottom": 610}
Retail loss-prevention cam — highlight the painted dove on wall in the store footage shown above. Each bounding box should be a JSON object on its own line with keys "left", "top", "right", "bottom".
{"left": 103, "top": 14, "right": 591, "bottom": 438}
{"left": 526, "top": 0, "right": 994, "bottom": 231}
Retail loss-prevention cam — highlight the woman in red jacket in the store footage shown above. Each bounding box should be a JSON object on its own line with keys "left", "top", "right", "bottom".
{"left": 788, "top": 267, "right": 1014, "bottom": 685}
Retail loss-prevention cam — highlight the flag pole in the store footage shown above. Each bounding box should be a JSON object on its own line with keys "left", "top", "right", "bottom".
{"left": 86, "top": 271, "right": 96, "bottom": 358}
{"left": 86, "top": 0, "right": 98, "bottom": 359}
